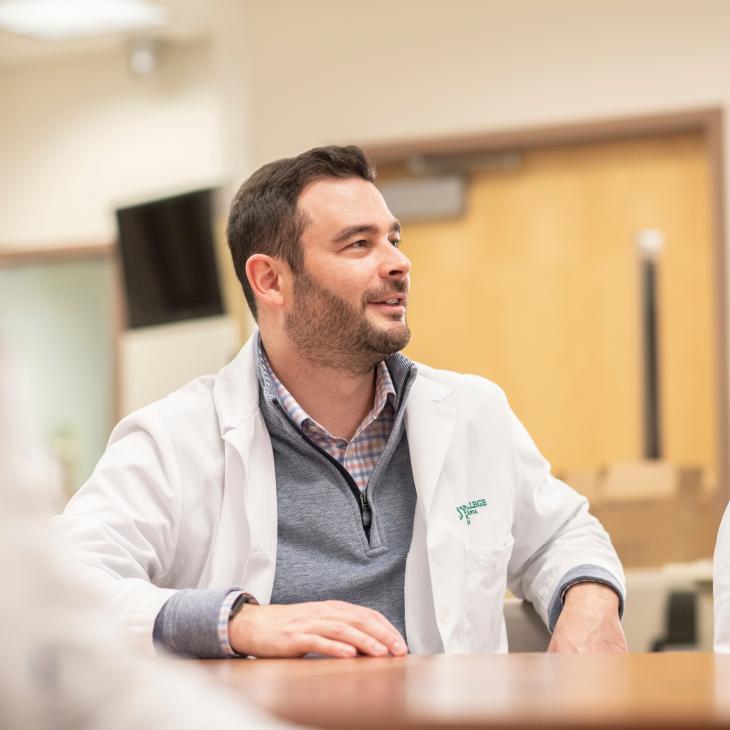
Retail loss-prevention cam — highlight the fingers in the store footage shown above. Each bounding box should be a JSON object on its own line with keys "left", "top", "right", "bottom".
{"left": 316, "top": 620, "right": 390, "bottom": 657}
{"left": 321, "top": 601, "right": 408, "bottom": 656}
{"left": 295, "top": 635, "right": 358, "bottom": 658}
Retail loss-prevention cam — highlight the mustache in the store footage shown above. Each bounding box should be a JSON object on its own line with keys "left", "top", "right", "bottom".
{"left": 363, "top": 280, "right": 408, "bottom": 304}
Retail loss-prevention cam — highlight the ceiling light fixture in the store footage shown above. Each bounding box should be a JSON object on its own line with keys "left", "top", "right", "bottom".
{"left": 0, "top": 0, "right": 168, "bottom": 41}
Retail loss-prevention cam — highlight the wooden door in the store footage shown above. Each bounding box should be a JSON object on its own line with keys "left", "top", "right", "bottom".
{"left": 392, "top": 133, "right": 715, "bottom": 483}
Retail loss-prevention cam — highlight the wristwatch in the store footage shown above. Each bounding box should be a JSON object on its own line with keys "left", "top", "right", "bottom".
{"left": 229, "top": 591, "right": 258, "bottom": 622}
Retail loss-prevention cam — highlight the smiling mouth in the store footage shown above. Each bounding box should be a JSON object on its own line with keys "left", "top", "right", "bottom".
{"left": 367, "top": 292, "right": 407, "bottom": 305}
{"left": 368, "top": 298, "right": 407, "bottom": 307}
{"left": 367, "top": 298, "right": 408, "bottom": 321}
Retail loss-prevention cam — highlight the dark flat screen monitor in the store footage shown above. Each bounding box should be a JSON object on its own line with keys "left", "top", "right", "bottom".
{"left": 116, "top": 189, "right": 224, "bottom": 328}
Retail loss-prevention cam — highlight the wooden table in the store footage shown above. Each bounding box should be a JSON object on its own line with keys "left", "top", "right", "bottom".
{"left": 201, "top": 653, "right": 730, "bottom": 729}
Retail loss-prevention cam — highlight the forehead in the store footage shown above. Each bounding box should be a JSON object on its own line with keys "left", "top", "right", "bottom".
{"left": 297, "top": 177, "right": 396, "bottom": 235}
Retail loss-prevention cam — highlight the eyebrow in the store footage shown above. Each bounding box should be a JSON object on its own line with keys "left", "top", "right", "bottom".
{"left": 332, "top": 220, "right": 401, "bottom": 243}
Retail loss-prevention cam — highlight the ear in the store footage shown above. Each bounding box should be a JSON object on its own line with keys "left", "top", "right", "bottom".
{"left": 245, "top": 254, "right": 289, "bottom": 311}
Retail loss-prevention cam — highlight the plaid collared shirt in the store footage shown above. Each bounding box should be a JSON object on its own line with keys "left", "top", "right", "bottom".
{"left": 261, "top": 349, "right": 396, "bottom": 492}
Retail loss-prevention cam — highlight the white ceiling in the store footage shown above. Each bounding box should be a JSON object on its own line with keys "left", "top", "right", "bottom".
{"left": 0, "top": 0, "right": 215, "bottom": 68}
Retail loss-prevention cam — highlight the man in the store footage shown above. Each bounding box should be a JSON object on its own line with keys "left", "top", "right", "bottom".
{"left": 58, "top": 145, "right": 627, "bottom": 659}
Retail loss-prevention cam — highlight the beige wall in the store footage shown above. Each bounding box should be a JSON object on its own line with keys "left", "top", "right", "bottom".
{"left": 0, "top": 40, "right": 223, "bottom": 247}
{"left": 7, "top": 0, "right": 730, "bottom": 273}
{"left": 5, "top": 1, "right": 730, "bottom": 254}
{"left": 234, "top": 0, "right": 730, "bottom": 165}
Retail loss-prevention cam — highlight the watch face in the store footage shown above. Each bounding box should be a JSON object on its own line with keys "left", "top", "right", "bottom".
{"left": 229, "top": 593, "right": 251, "bottom": 620}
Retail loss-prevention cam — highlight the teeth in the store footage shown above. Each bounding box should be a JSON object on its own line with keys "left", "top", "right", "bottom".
{"left": 385, "top": 299, "right": 398, "bottom": 305}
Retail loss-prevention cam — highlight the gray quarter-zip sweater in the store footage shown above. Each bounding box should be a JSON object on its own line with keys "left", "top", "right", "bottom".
{"left": 260, "top": 348, "right": 418, "bottom": 641}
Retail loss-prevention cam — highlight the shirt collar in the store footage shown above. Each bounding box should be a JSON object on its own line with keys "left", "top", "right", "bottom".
{"left": 254, "top": 334, "right": 396, "bottom": 433}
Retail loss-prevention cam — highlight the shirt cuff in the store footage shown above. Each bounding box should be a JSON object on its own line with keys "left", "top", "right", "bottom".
{"left": 218, "top": 590, "right": 245, "bottom": 657}
{"left": 547, "top": 564, "right": 625, "bottom": 633}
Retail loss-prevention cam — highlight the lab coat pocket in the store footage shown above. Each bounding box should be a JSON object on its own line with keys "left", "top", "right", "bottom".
{"left": 462, "top": 535, "right": 514, "bottom": 653}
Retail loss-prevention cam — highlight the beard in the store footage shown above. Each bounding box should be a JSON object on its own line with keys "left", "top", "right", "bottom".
{"left": 284, "top": 269, "right": 410, "bottom": 374}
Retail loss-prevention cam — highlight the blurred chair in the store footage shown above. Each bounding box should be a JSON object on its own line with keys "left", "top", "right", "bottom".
{"left": 651, "top": 591, "right": 697, "bottom": 652}
{"left": 592, "top": 462, "right": 710, "bottom": 567}
{"left": 602, "top": 460, "right": 679, "bottom": 501}
{"left": 622, "top": 562, "right": 712, "bottom": 651}
{"left": 504, "top": 599, "right": 550, "bottom": 652}
{"left": 601, "top": 460, "right": 704, "bottom": 502}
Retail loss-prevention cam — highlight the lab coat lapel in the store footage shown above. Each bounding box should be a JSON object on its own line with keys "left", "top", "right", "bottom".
{"left": 405, "top": 373, "right": 457, "bottom": 518}
{"left": 221, "top": 417, "right": 278, "bottom": 602}
{"left": 210, "top": 333, "right": 278, "bottom": 601}
{"left": 404, "top": 372, "right": 459, "bottom": 652}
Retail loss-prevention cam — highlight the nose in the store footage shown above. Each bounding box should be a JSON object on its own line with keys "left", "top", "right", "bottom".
{"left": 379, "top": 241, "right": 411, "bottom": 281}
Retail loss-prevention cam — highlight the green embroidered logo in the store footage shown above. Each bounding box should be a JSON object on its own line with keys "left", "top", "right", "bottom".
{"left": 456, "top": 498, "right": 488, "bottom": 525}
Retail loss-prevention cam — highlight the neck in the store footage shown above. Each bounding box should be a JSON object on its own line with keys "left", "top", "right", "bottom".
{"left": 261, "top": 331, "right": 378, "bottom": 441}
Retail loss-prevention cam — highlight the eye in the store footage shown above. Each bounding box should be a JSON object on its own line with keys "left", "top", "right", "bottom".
{"left": 390, "top": 238, "right": 401, "bottom": 248}
{"left": 349, "top": 240, "right": 368, "bottom": 249}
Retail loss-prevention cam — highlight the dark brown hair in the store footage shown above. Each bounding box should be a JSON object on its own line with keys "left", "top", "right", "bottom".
{"left": 226, "top": 145, "right": 376, "bottom": 319}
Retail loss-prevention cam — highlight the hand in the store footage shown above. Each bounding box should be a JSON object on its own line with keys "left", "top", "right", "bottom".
{"left": 547, "top": 582, "right": 628, "bottom": 654}
{"left": 228, "top": 600, "right": 409, "bottom": 658}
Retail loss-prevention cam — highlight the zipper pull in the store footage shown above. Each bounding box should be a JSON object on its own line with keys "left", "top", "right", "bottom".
{"left": 360, "top": 489, "right": 372, "bottom": 529}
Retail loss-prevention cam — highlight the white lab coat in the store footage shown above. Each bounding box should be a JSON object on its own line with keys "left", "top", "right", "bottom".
{"left": 57, "top": 334, "right": 624, "bottom": 656}
{"left": 714, "top": 502, "right": 730, "bottom": 651}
